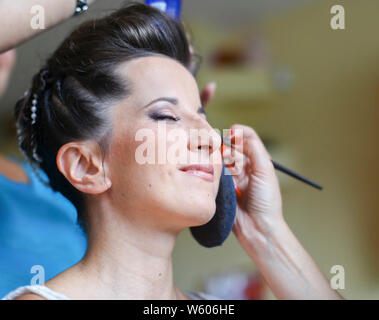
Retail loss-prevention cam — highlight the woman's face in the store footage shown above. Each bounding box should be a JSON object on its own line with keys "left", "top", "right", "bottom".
{"left": 106, "top": 56, "right": 222, "bottom": 231}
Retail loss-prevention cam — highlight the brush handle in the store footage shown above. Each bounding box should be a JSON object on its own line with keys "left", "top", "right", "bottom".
{"left": 222, "top": 136, "right": 323, "bottom": 191}
{"left": 271, "top": 160, "right": 323, "bottom": 190}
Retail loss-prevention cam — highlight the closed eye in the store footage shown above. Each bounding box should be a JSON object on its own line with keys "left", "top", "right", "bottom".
{"left": 149, "top": 112, "right": 180, "bottom": 121}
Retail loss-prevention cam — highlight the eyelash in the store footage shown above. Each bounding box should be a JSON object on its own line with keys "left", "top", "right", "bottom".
{"left": 149, "top": 113, "right": 180, "bottom": 122}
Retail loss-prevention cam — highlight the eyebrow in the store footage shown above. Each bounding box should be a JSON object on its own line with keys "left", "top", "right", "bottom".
{"left": 142, "top": 97, "right": 179, "bottom": 109}
{"left": 142, "top": 96, "right": 206, "bottom": 116}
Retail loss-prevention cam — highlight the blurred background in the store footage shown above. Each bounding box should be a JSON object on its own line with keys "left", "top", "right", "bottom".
{"left": 0, "top": 0, "right": 378, "bottom": 299}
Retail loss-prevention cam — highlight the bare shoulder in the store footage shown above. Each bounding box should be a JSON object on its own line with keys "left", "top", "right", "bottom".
{"left": 14, "top": 293, "right": 46, "bottom": 300}
{"left": 0, "top": 155, "right": 29, "bottom": 183}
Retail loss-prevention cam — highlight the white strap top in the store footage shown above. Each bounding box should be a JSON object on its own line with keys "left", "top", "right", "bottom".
{"left": 2, "top": 285, "right": 221, "bottom": 300}
{"left": 2, "top": 285, "right": 70, "bottom": 300}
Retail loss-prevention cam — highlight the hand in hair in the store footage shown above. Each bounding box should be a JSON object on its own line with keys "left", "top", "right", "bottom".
{"left": 0, "top": 1, "right": 99, "bottom": 182}
{"left": 0, "top": 0, "right": 97, "bottom": 53}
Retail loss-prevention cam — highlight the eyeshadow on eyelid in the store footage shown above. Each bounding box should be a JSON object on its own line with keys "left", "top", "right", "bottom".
{"left": 146, "top": 101, "right": 206, "bottom": 120}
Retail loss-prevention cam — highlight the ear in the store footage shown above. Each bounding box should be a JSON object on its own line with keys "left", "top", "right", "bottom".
{"left": 56, "top": 141, "right": 112, "bottom": 194}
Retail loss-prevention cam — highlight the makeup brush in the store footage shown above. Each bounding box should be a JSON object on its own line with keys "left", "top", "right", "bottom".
{"left": 222, "top": 136, "right": 323, "bottom": 190}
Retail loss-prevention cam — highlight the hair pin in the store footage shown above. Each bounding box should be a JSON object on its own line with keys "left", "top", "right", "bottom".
{"left": 31, "top": 94, "right": 38, "bottom": 125}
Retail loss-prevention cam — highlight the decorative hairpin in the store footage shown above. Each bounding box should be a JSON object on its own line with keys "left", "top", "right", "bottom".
{"left": 31, "top": 94, "right": 38, "bottom": 125}
{"left": 32, "top": 148, "right": 42, "bottom": 163}
{"left": 29, "top": 93, "right": 42, "bottom": 163}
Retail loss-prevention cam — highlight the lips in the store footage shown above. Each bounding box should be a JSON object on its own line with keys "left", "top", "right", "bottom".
{"left": 179, "top": 164, "right": 214, "bottom": 182}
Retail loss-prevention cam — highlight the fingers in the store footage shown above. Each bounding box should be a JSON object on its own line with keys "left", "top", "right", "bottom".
{"left": 200, "top": 82, "right": 216, "bottom": 107}
{"left": 226, "top": 124, "right": 274, "bottom": 175}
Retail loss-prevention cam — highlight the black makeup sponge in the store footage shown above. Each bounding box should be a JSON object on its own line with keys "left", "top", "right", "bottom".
{"left": 190, "top": 165, "right": 237, "bottom": 248}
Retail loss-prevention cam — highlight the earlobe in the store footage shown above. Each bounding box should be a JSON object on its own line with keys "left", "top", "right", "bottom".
{"left": 56, "top": 142, "right": 111, "bottom": 194}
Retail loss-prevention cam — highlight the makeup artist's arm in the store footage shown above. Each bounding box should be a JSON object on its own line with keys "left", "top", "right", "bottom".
{"left": 0, "top": 0, "right": 96, "bottom": 53}
{"left": 225, "top": 124, "right": 343, "bottom": 300}
{"left": 0, "top": 49, "right": 30, "bottom": 183}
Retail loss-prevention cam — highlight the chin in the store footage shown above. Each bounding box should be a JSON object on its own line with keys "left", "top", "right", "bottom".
{"left": 186, "top": 201, "right": 216, "bottom": 227}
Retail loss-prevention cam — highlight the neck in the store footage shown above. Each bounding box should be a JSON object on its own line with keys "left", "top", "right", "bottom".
{"left": 72, "top": 200, "right": 186, "bottom": 300}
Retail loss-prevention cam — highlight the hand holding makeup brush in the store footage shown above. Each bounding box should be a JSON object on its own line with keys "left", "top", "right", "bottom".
{"left": 222, "top": 124, "right": 284, "bottom": 239}
{"left": 222, "top": 124, "right": 342, "bottom": 300}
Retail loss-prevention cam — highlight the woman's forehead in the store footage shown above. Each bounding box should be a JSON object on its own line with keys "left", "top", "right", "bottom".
{"left": 117, "top": 55, "right": 199, "bottom": 105}
{"left": 119, "top": 56, "right": 195, "bottom": 87}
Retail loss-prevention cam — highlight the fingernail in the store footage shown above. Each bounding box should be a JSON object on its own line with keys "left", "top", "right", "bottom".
{"left": 220, "top": 143, "right": 226, "bottom": 154}
{"left": 235, "top": 186, "right": 242, "bottom": 198}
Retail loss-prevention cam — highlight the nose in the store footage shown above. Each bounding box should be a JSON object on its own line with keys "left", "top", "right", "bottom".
{"left": 187, "top": 118, "right": 221, "bottom": 156}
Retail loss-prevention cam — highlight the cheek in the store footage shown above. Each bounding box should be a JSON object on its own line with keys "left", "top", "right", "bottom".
{"left": 110, "top": 136, "right": 138, "bottom": 174}
{"left": 107, "top": 125, "right": 142, "bottom": 193}
{"left": 107, "top": 121, "right": 220, "bottom": 217}
{"left": 107, "top": 126, "right": 174, "bottom": 199}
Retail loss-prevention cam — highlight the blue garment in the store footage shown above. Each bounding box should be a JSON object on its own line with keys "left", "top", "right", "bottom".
{"left": 0, "top": 154, "right": 87, "bottom": 297}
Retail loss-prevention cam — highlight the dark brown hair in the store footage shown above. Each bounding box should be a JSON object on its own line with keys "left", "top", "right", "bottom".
{"left": 15, "top": 2, "right": 191, "bottom": 231}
